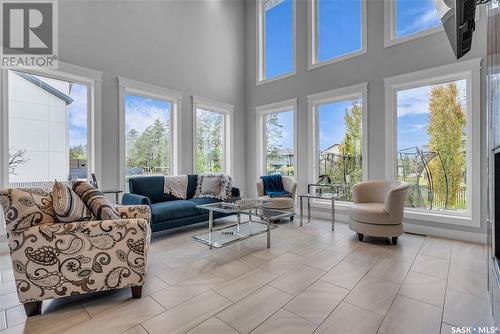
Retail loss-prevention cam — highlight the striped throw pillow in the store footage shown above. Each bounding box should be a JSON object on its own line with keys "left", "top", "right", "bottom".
{"left": 52, "top": 181, "right": 93, "bottom": 223}
{"left": 72, "top": 181, "right": 119, "bottom": 220}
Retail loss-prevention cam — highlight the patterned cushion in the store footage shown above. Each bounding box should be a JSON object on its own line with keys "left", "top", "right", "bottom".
{"left": 0, "top": 188, "right": 56, "bottom": 233}
{"left": 52, "top": 181, "right": 92, "bottom": 223}
{"left": 194, "top": 173, "right": 233, "bottom": 200}
{"left": 72, "top": 181, "right": 119, "bottom": 220}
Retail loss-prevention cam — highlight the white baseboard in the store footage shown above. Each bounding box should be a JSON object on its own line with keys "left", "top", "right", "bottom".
{"left": 403, "top": 223, "right": 486, "bottom": 244}
{"left": 306, "top": 207, "right": 486, "bottom": 244}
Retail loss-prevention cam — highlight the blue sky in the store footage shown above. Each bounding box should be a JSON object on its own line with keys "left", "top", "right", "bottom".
{"left": 397, "top": 80, "right": 466, "bottom": 151}
{"left": 67, "top": 91, "right": 170, "bottom": 150}
{"left": 265, "top": 0, "right": 293, "bottom": 78}
{"left": 319, "top": 99, "right": 361, "bottom": 151}
{"left": 396, "top": 0, "right": 441, "bottom": 37}
{"left": 318, "top": 0, "right": 361, "bottom": 62}
{"left": 124, "top": 94, "right": 170, "bottom": 134}
{"left": 68, "top": 83, "right": 88, "bottom": 149}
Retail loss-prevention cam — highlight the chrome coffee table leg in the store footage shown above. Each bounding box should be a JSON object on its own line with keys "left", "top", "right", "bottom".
{"left": 300, "top": 197, "right": 303, "bottom": 227}
{"left": 267, "top": 218, "right": 271, "bottom": 248}
{"left": 307, "top": 198, "right": 311, "bottom": 224}
{"left": 208, "top": 210, "right": 213, "bottom": 249}
{"left": 331, "top": 198, "right": 335, "bottom": 231}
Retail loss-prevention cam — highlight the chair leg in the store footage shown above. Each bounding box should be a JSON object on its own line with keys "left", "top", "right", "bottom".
{"left": 23, "top": 301, "right": 42, "bottom": 317}
{"left": 392, "top": 237, "right": 398, "bottom": 245}
{"left": 357, "top": 233, "right": 364, "bottom": 242}
{"left": 131, "top": 286, "right": 143, "bottom": 298}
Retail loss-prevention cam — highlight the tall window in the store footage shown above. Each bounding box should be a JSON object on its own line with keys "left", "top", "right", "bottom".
{"left": 264, "top": 110, "right": 295, "bottom": 176}
{"left": 195, "top": 109, "right": 225, "bottom": 173}
{"left": 397, "top": 80, "right": 467, "bottom": 213}
{"left": 257, "top": 99, "right": 296, "bottom": 177}
{"left": 7, "top": 70, "right": 90, "bottom": 187}
{"left": 119, "top": 77, "right": 181, "bottom": 189}
{"left": 310, "top": 0, "right": 365, "bottom": 66}
{"left": 308, "top": 84, "right": 367, "bottom": 202}
{"left": 124, "top": 94, "right": 171, "bottom": 179}
{"left": 257, "top": 0, "right": 295, "bottom": 82}
{"left": 193, "top": 97, "right": 233, "bottom": 174}
{"left": 385, "top": 60, "right": 481, "bottom": 226}
{"left": 385, "top": 0, "right": 442, "bottom": 45}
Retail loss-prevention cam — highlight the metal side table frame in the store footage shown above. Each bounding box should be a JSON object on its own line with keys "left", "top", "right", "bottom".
{"left": 299, "top": 184, "right": 341, "bottom": 231}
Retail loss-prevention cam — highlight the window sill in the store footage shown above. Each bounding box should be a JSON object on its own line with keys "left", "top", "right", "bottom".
{"left": 384, "top": 26, "right": 443, "bottom": 48}
{"left": 308, "top": 49, "right": 367, "bottom": 71}
{"left": 256, "top": 71, "right": 296, "bottom": 86}
{"left": 309, "top": 200, "right": 478, "bottom": 228}
{"left": 403, "top": 209, "right": 478, "bottom": 227}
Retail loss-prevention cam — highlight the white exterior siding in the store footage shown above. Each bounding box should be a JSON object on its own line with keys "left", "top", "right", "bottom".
{"left": 8, "top": 71, "right": 70, "bottom": 184}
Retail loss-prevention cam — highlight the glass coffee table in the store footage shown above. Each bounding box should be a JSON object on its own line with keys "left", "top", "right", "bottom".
{"left": 193, "top": 202, "right": 293, "bottom": 249}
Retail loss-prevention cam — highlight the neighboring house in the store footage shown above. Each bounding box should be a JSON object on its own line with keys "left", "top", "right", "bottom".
{"left": 268, "top": 148, "right": 294, "bottom": 172}
{"left": 320, "top": 143, "right": 341, "bottom": 158}
{"left": 8, "top": 71, "right": 73, "bottom": 185}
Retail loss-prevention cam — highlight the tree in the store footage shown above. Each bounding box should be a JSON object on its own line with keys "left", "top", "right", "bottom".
{"left": 427, "top": 82, "right": 466, "bottom": 208}
{"left": 326, "top": 102, "right": 362, "bottom": 187}
{"left": 196, "top": 111, "right": 223, "bottom": 173}
{"left": 69, "top": 145, "right": 86, "bottom": 160}
{"left": 9, "top": 149, "right": 29, "bottom": 175}
{"left": 340, "top": 101, "right": 363, "bottom": 184}
{"left": 264, "top": 114, "right": 284, "bottom": 173}
{"left": 127, "top": 119, "right": 170, "bottom": 173}
{"left": 126, "top": 129, "right": 139, "bottom": 168}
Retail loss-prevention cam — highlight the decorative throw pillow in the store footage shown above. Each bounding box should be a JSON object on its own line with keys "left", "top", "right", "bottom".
{"left": 194, "top": 173, "right": 233, "bottom": 200}
{"left": 52, "top": 181, "right": 92, "bottom": 223}
{"left": 0, "top": 188, "right": 55, "bottom": 233}
{"left": 72, "top": 181, "right": 119, "bottom": 220}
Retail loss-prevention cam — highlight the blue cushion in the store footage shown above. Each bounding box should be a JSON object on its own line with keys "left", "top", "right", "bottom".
{"left": 128, "top": 176, "right": 177, "bottom": 204}
{"left": 151, "top": 200, "right": 200, "bottom": 223}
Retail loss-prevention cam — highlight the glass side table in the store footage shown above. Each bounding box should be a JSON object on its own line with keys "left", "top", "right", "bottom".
{"left": 298, "top": 184, "right": 343, "bottom": 231}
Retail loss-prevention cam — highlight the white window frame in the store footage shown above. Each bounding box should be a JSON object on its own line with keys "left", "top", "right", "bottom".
{"left": 384, "top": 58, "right": 482, "bottom": 227}
{"left": 0, "top": 62, "right": 103, "bottom": 188}
{"left": 256, "top": 0, "right": 297, "bottom": 85}
{"left": 256, "top": 98, "right": 298, "bottom": 178}
{"left": 118, "top": 77, "right": 182, "bottom": 190}
{"left": 308, "top": 0, "right": 367, "bottom": 70}
{"left": 192, "top": 96, "right": 234, "bottom": 175}
{"left": 384, "top": 0, "right": 443, "bottom": 48}
{"left": 307, "top": 83, "right": 368, "bottom": 207}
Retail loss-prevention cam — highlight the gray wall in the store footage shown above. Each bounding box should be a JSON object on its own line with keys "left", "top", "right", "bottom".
{"left": 244, "top": 0, "right": 488, "bottom": 234}
{"left": 58, "top": 0, "right": 247, "bottom": 191}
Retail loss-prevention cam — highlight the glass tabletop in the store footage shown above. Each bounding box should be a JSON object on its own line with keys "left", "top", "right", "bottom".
{"left": 196, "top": 200, "right": 269, "bottom": 214}
{"left": 299, "top": 192, "right": 342, "bottom": 200}
{"left": 253, "top": 207, "right": 294, "bottom": 220}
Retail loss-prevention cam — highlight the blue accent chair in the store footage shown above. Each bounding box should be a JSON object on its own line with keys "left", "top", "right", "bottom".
{"left": 122, "top": 175, "right": 240, "bottom": 233}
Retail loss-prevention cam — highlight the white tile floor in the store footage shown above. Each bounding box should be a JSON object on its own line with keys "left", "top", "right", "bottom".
{"left": 0, "top": 217, "right": 493, "bottom": 334}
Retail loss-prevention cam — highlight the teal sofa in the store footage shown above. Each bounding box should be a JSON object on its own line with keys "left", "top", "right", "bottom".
{"left": 121, "top": 175, "right": 240, "bottom": 233}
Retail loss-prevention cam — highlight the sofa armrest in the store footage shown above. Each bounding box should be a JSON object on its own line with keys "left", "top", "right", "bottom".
{"left": 7, "top": 218, "right": 151, "bottom": 303}
{"left": 231, "top": 187, "right": 240, "bottom": 198}
{"left": 116, "top": 205, "right": 151, "bottom": 224}
{"left": 122, "top": 193, "right": 151, "bottom": 206}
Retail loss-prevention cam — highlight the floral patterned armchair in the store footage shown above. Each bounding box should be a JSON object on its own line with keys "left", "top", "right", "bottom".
{"left": 0, "top": 188, "right": 151, "bottom": 316}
